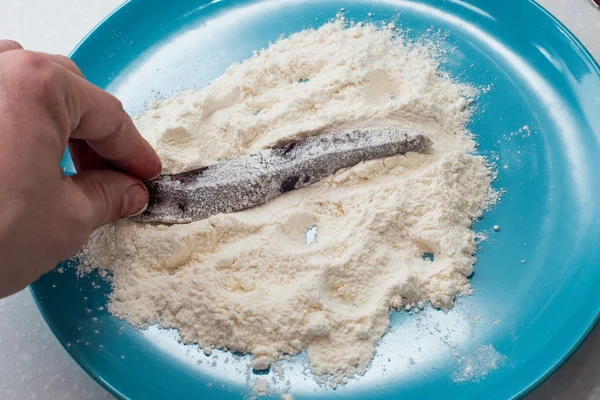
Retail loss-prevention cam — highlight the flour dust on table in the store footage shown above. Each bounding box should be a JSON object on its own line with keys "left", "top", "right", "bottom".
{"left": 80, "top": 20, "right": 497, "bottom": 385}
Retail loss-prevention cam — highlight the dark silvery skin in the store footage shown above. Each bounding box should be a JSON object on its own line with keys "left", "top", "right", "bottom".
{"left": 132, "top": 128, "right": 433, "bottom": 224}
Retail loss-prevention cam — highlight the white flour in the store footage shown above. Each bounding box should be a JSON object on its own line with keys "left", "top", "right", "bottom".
{"left": 452, "top": 345, "right": 507, "bottom": 383}
{"left": 81, "top": 21, "right": 495, "bottom": 381}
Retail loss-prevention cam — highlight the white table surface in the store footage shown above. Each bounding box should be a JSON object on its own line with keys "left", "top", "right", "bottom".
{"left": 0, "top": 1, "right": 599, "bottom": 399}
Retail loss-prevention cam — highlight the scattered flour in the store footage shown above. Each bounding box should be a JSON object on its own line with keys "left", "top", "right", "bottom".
{"left": 452, "top": 345, "right": 507, "bottom": 383}
{"left": 253, "top": 378, "right": 270, "bottom": 396}
{"left": 80, "top": 21, "right": 496, "bottom": 382}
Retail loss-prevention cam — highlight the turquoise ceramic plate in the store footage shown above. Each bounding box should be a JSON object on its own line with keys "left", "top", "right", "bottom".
{"left": 31, "top": 0, "right": 600, "bottom": 399}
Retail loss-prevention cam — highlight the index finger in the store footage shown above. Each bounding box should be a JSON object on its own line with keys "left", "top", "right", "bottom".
{"left": 69, "top": 76, "right": 162, "bottom": 181}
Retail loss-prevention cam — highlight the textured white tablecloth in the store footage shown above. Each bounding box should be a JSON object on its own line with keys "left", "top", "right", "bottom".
{"left": 0, "top": 1, "right": 599, "bottom": 399}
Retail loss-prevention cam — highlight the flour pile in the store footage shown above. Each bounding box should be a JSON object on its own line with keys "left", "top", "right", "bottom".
{"left": 81, "top": 22, "right": 495, "bottom": 380}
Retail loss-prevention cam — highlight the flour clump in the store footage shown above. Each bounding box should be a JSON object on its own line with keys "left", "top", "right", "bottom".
{"left": 81, "top": 21, "right": 496, "bottom": 381}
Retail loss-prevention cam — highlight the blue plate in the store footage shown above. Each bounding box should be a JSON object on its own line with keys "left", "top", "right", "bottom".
{"left": 31, "top": 0, "right": 600, "bottom": 399}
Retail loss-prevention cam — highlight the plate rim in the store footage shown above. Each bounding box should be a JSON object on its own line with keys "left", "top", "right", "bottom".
{"left": 30, "top": 0, "right": 600, "bottom": 399}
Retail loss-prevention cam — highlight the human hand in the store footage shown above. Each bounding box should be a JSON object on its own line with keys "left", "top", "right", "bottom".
{"left": 0, "top": 40, "right": 162, "bottom": 298}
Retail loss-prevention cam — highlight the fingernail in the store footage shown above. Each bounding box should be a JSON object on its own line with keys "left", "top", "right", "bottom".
{"left": 122, "top": 183, "right": 149, "bottom": 217}
{"left": 149, "top": 171, "right": 162, "bottom": 181}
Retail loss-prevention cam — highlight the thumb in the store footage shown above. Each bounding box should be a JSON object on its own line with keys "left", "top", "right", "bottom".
{"left": 64, "top": 170, "right": 149, "bottom": 230}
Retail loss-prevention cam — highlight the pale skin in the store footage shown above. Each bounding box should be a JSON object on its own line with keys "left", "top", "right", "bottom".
{"left": 0, "top": 40, "right": 162, "bottom": 298}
